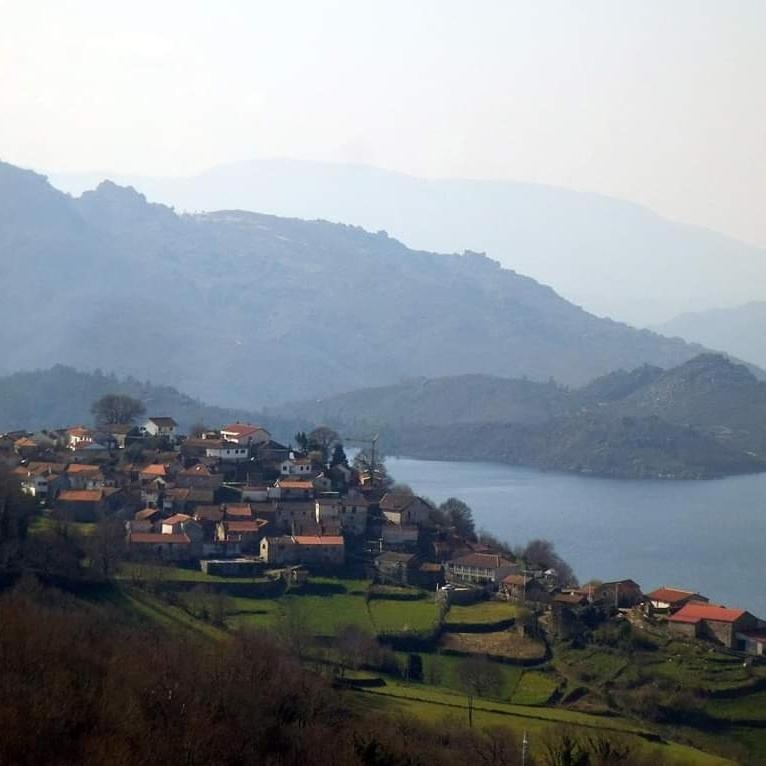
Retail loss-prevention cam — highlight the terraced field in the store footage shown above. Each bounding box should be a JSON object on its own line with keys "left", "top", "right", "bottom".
{"left": 352, "top": 680, "right": 733, "bottom": 766}
{"left": 445, "top": 600, "right": 517, "bottom": 628}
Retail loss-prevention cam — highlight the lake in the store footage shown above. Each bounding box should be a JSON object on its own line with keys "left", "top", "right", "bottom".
{"left": 386, "top": 456, "right": 766, "bottom": 617}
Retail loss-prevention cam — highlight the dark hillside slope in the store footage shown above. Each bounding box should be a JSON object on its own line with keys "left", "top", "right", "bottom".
{"left": 0, "top": 365, "right": 298, "bottom": 440}
{"left": 279, "top": 354, "right": 766, "bottom": 479}
{"left": 391, "top": 415, "right": 764, "bottom": 480}
{"left": 0, "top": 161, "right": 706, "bottom": 407}
{"left": 612, "top": 355, "right": 766, "bottom": 454}
{"left": 272, "top": 375, "right": 571, "bottom": 430}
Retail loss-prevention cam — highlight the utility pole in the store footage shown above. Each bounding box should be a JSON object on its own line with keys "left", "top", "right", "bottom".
{"left": 344, "top": 433, "right": 380, "bottom": 487}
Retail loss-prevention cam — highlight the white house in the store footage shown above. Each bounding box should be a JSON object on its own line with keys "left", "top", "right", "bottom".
{"left": 204, "top": 440, "right": 250, "bottom": 462}
{"left": 280, "top": 457, "right": 314, "bottom": 476}
{"left": 142, "top": 417, "right": 178, "bottom": 440}
{"left": 66, "top": 426, "right": 93, "bottom": 449}
{"left": 220, "top": 422, "right": 271, "bottom": 446}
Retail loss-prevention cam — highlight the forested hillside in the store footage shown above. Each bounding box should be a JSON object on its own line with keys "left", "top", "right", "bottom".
{"left": 278, "top": 354, "right": 766, "bottom": 479}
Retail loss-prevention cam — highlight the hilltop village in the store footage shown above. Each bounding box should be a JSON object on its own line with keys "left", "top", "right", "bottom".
{"left": 4, "top": 407, "right": 766, "bottom": 660}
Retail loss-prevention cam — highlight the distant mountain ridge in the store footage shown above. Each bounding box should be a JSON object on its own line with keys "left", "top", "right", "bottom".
{"left": 274, "top": 354, "right": 766, "bottom": 479}
{"left": 656, "top": 301, "right": 766, "bottom": 372}
{"left": 50, "top": 158, "right": 766, "bottom": 325}
{"left": 0, "top": 160, "right": 711, "bottom": 408}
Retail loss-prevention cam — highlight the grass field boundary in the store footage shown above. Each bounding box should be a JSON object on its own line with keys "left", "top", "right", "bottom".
{"left": 356, "top": 684, "right": 661, "bottom": 741}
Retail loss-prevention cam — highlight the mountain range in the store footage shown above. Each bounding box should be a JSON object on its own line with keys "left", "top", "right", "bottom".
{"left": 50, "top": 158, "right": 766, "bottom": 325}
{"left": 0, "top": 160, "right": 711, "bottom": 408}
{"left": 657, "top": 301, "right": 766, "bottom": 372}
{"left": 273, "top": 354, "right": 766, "bottom": 479}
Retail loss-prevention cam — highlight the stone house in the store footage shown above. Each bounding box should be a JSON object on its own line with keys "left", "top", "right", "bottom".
{"left": 379, "top": 493, "right": 432, "bottom": 526}
{"left": 669, "top": 603, "right": 761, "bottom": 649}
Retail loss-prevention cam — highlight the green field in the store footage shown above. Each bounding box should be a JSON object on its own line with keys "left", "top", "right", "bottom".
{"left": 416, "top": 652, "right": 523, "bottom": 698}
{"left": 510, "top": 670, "right": 559, "bottom": 705}
{"left": 369, "top": 596, "right": 440, "bottom": 634}
{"left": 357, "top": 682, "right": 732, "bottom": 766}
{"left": 353, "top": 684, "right": 733, "bottom": 766}
{"left": 118, "top": 562, "right": 269, "bottom": 584}
{"left": 29, "top": 515, "right": 96, "bottom": 537}
{"left": 92, "top": 569, "right": 764, "bottom": 764}
{"left": 445, "top": 600, "right": 517, "bottom": 627}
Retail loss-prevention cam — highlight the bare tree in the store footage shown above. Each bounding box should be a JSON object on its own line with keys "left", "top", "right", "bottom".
{"left": 87, "top": 518, "right": 126, "bottom": 580}
{"left": 277, "top": 601, "right": 313, "bottom": 659}
{"left": 439, "top": 497, "right": 476, "bottom": 540}
{"left": 353, "top": 448, "right": 391, "bottom": 488}
{"left": 307, "top": 426, "right": 341, "bottom": 463}
{"left": 91, "top": 394, "right": 146, "bottom": 425}
{"left": 457, "top": 654, "right": 501, "bottom": 727}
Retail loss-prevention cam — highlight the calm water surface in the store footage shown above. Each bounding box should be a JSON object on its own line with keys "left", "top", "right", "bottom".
{"left": 387, "top": 456, "right": 766, "bottom": 617}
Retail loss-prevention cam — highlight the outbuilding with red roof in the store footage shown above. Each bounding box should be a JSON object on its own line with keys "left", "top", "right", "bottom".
{"left": 669, "top": 602, "right": 760, "bottom": 649}
{"left": 647, "top": 586, "right": 709, "bottom": 613}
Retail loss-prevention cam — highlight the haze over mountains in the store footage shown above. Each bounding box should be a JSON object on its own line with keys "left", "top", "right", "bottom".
{"left": 657, "top": 301, "right": 766, "bottom": 372}
{"left": 277, "top": 354, "right": 766, "bottom": 479}
{"left": 50, "top": 158, "right": 766, "bottom": 326}
{"left": 1, "top": 160, "right": 712, "bottom": 409}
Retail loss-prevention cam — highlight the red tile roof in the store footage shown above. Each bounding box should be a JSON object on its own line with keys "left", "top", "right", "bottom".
{"left": 140, "top": 464, "right": 168, "bottom": 477}
{"left": 129, "top": 532, "right": 190, "bottom": 545}
{"left": 223, "top": 520, "right": 269, "bottom": 533}
{"left": 669, "top": 603, "right": 749, "bottom": 624}
{"left": 293, "top": 535, "right": 344, "bottom": 546}
{"left": 14, "top": 437, "right": 40, "bottom": 448}
{"left": 553, "top": 593, "right": 587, "bottom": 605}
{"left": 277, "top": 479, "right": 314, "bottom": 490}
{"left": 163, "top": 514, "right": 193, "bottom": 525}
{"left": 647, "top": 587, "right": 703, "bottom": 604}
{"left": 449, "top": 552, "right": 516, "bottom": 570}
{"left": 66, "top": 463, "right": 101, "bottom": 474}
{"left": 67, "top": 426, "right": 92, "bottom": 437}
{"left": 223, "top": 504, "right": 253, "bottom": 518}
{"left": 58, "top": 489, "right": 103, "bottom": 502}
{"left": 221, "top": 423, "right": 266, "bottom": 437}
{"left": 502, "top": 574, "right": 532, "bottom": 586}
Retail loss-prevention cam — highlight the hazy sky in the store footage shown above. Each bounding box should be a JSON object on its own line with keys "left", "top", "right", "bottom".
{"left": 2, "top": 0, "right": 765, "bottom": 245}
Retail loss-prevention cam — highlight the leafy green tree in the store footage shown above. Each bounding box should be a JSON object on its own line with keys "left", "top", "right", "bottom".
{"left": 91, "top": 393, "right": 146, "bottom": 425}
